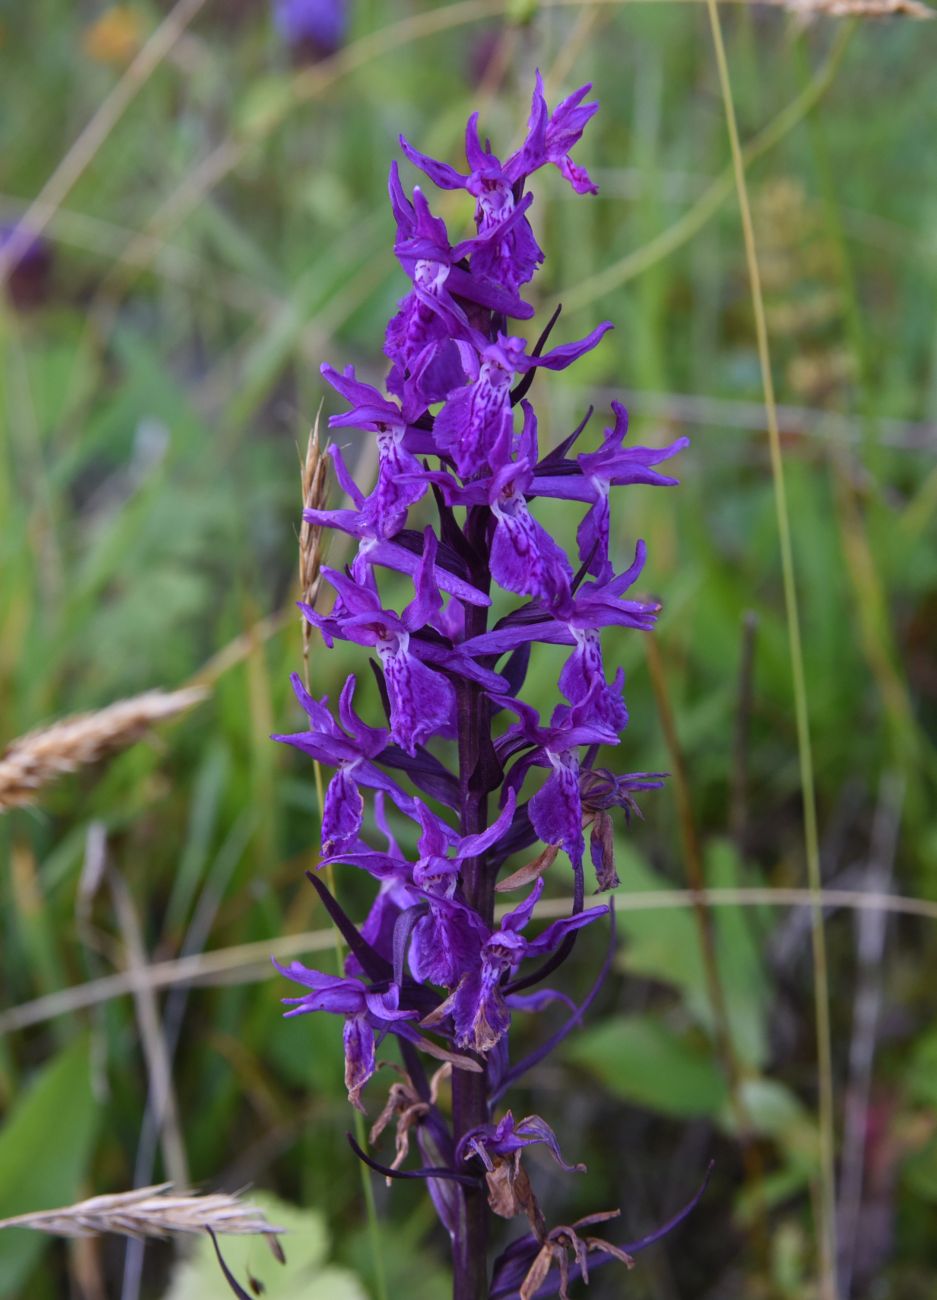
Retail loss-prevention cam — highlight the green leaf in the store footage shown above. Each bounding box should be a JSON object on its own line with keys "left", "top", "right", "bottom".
{"left": 906, "top": 1028, "right": 937, "bottom": 1108}
{"left": 723, "top": 1078, "right": 819, "bottom": 1170}
{"left": 565, "top": 1014, "right": 728, "bottom": 1117}
{"left": 614, "top": 839, "right": 770, "bottom": 1067}
{"left": 163, "top": 1193, "right": 367, "bottom": 1300}
{"left": 902, "top": 1133, "right": 937, "bottom": 1205}
{"left": 0, "top": 1036, "right": 99, "bottom": 1294}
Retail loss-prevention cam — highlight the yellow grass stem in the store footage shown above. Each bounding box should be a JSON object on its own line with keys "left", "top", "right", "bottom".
{"left": 108, "top": 869, "right": 189, "bottom": 1192}
{"left": 7, "top": 885, "right": 937, "bottom": 1037}
{"left": 297, "top": 438, "right": 388, "bottom": 1300}
{"left": 703, "top": 10, "right": 837, "bottom": 1296}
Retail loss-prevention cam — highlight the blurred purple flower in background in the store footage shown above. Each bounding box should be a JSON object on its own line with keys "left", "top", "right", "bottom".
{"left": 0, "top": 221, "right": 52, "bottom": 309}
{"left": 272, "top": 0, "right": 346, "bottom": 59}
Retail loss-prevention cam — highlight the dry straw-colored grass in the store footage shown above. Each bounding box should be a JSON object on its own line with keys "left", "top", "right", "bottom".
{"left": 299, "top": 414, "right": 330, "bottom": 673}
{"left": 0, "top": 687, "right": 207, "bottom": 813}
{"left": 0, "top": 1184, "right": 283, "bottom": 1242}
{"left": 780, "top": 0, "right": 933, "bottom": 15}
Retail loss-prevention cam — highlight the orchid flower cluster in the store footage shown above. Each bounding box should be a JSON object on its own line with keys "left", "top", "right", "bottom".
{"left": 274, "top": 77, "right": 694, "bottom": 1300}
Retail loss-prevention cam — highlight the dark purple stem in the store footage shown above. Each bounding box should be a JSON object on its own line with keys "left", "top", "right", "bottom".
{"left": 451, "top": 503, "right": 493, "bottom": 1300}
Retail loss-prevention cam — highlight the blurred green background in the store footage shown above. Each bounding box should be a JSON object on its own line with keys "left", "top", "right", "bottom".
{"left": 1, "top": 2, "right": 936, "bottom": 1297}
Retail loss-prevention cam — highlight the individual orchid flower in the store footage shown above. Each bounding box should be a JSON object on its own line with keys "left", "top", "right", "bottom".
{"left": 301, "top": 442, "right": 490, "bottom": 604}
{"left": 432, "top": 323, "right": 612, "bottom": 478}
{"left": 327, "top": 793, "right": 517, "bottom": 990}
{"left": 580, "top": 767, "right": 667, "bottom": 890}
{"left": 512, "top": 71, "right": 601, "bottom": 196}
{"left": 462, "top": 542, "right": 659, "bottom": 731}
{"left": 494, "top": 690, "right": 620, "bottom": 880}
{"left": 426, "top": 878, "right": 606, "bottom": 1052}
{"left": 272, "top": 672, "right": 417, "bottom": 852}
{"left": 320, "top": 364, "right": 429, "bottom": 536}
{"left": 303, "top": 531, "right": 506, "bottom": 753}
{"left": 487, "top": 455, "right": 572, "bottom": 601}
{"left": 408, "top": 405, "right": 571, "bottom": 602}
{"left": 273, "top": 964, "right": 419, "bottom": 1111}
{"left": 531, "top": 401, "right": 688, "bottom": 580}
{"left": 458, "top": 1110, "right": 585, "bottom": 1175}
{"left": 407, "top": 793, "right": 517, "bottom": 988}
{"left": 457, "top": 1111, "right": 585, "bottom": 1238}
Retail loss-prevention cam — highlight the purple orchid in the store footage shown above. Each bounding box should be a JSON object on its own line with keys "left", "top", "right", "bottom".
{"left": 274, "top": 963, "right": 418, "bottom": 1111}
{"left": 301, "top": 444, "right": 490, "bottom": 604}
{"left": 273, "top": 77, "right": 696, "bottom": 1300}
{"left": 580, "top": 767, "right": 667, "bottom": 890}
{"left": 494, "top": 691, "right": 620, "bottom": 885}
{"left": 462, "top": 542, "right": 663, "bottom": 735}
{"left": 273, "top": 673, "right": 420, "bottom": 852}
{"left": 531, "top": 401, "right": 688, "bottom": 581}
{"left": 302, "top": 531, "right": 506, "bottom": 754}
{"left": 407, "top": 794, "right": 517, "bottom": 988}
{"left": 458, "top": 1111, "right": 584, "bottom": 1175}
{"left": 409, "top": 406, "right": 573, "bottom": 602}
{"left": 431, "top": 322, "right": 613, "bottom": 479}
{"left": 327, "top": 793, "right": 518, "bottom": 991}
{"left": 320, "top": 364, "right": 429, "bottom": 537}
{"left": 399, "top": 73, "right": 599, "bottom": 291}
{"left": 427, "top": 879, "right": 607, "bottom": 1053}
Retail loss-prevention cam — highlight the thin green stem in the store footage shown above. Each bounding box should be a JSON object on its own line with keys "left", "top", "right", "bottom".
{"left": 703, "top": 11, "right": 838, "bottom": 1299}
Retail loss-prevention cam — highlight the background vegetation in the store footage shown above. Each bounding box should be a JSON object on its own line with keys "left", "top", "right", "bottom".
{"left": 1, "top": 2, "right": 936, "bottom": 1297}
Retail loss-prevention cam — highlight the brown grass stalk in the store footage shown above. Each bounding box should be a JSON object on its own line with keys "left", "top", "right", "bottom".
{"left": 299, "top": 413, "right": 329, "bottom": 685}
{"left": 293, "top": 418, "right": 389, "bottom": 1298}
{"left": 0, "top": 1184, "right": 282, "bottom": 1242}
{"left": 0, "top": 687, "right": 207, "bottom": 813}
{"left": 108, "top": 865, "right": 189, "bottom": 1193}
{"left": 779, "top": 0, "right": 932, "bottom": 16}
